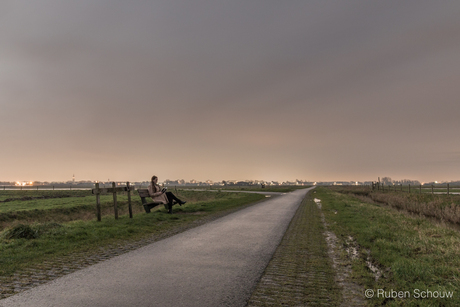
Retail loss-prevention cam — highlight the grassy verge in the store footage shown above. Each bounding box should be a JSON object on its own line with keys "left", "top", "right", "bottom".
{"left": 317, "top": 187, "right": 459, "bottom": 306}
{"left": 0, "top": 191, "right": 265, "bottom": 279}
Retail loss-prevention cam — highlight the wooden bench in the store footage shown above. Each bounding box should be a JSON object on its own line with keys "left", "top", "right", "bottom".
{"left": 137, "top": 189, "right": 176, "bottom": 213}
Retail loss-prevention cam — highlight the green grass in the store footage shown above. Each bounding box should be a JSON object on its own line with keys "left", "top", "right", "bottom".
{"left": 0, "top": 190, "right": 91, "bottom": 202}
{"left": 0, "top": 196, "right": 95, "bottom": 213}
{"left": 0, "top": 190, "right": 265, "bottom": 278}
{"left": 316, "top": 187, "right": 459, "bottom": 306}
{"left": 0, "top": 189, "right": 252, "bottom": 229}
{"left": 331, "top": 186, "right": 460, "bottom": 225}
{"left": 0, "top": 193, "right": 136, "bottom": 230}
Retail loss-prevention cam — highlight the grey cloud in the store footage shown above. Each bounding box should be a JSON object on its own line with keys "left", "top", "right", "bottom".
{"left": 2, "top": 0, "right": 460, "bottom": 182}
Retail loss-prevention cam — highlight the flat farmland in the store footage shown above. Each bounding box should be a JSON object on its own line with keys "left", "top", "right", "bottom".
{"left": 0, "top": 189, "right": 261, "bottom": 229}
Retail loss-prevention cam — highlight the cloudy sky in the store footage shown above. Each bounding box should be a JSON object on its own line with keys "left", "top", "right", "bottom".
{"left": 2, "top": 0, "right": 460, "bottom": 183}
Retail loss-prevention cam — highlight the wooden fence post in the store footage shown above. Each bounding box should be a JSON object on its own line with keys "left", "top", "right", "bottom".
{"left": 431, "top": 184, "right": 434, "bottom": 195}
{"left": 127, "top": 181, "right": 133, "bottom": 219}
{"left": 95, "top": 183, "right": 101, "bottom": 221}
{"left": 447, "top": 183, "right": 450, "bottom": 195}
{"left": 112, "top": 182, "right": 118, "bottom": 219}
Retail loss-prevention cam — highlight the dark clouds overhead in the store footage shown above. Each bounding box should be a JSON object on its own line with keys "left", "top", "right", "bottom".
{"left": 2, "top": 0, "right": 460, "bottom": 182}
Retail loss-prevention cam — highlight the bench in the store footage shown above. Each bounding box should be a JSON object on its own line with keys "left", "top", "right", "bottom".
{"left": 137, "top": 189, "right": 176, "bottom": 213}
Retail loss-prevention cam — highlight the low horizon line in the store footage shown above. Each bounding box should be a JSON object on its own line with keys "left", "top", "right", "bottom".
{"left": 1, "top": 178, "right": 457, "bottom": 184}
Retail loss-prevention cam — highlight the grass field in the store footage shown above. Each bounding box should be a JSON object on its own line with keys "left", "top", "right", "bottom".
{"left": 0, "top": 189, "right": 265, "bottom": 280}
{"left": 317, "top": 187, "right": 459, "bottom": 306}
{"left": 331, "top": 186, "right": 460, "bottom": 226}
{"left": 0, "top": 189, "right": 258, "bottom": 230}
{"left": 0, "top": 189, "right": 90, "bottom": 202}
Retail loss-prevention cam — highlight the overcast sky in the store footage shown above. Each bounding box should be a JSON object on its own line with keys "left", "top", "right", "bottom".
{"left": 2, "top": 0, "right": 460, "bottom": 183}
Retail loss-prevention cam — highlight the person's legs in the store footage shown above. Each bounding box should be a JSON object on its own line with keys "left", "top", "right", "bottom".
{"left": 167, "top": 203, "right": 173, "bottom": 214}
{"left": 165, "top": 192, "right": 186, "bottom": 213}
{"left": 165, "top": 191, "right": 185, "bottom": 205}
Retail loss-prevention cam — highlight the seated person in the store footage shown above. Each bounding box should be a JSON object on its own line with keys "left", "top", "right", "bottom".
{"left": 148, "top": 175, "right": 186, "bottom": 214}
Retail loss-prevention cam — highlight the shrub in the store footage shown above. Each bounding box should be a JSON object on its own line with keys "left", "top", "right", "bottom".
{"left": 4, "top": 224, "right": 38, "bottom": 240}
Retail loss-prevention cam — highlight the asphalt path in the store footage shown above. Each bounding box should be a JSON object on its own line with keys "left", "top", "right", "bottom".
{"left": 0, "top": 188, "right": 313, "bottom": 307}
{"left": 181, "top": 189, "right": 284, "bottom": 195}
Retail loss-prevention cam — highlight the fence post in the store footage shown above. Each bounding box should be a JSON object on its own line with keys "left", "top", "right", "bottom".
{"left": 447, "top": 183, "right": 450, "bottom": 195}
{"left": 432, "top": 184, "right": 434, "bottom": 195}
{"left": 95, "top": 183, "right": 101, "bottom": 222}
{"left": 127, "top": 181, "right": 133, "bottom": 219}
{"left": 112, "top": 182, "right": 118, "bottom": 219}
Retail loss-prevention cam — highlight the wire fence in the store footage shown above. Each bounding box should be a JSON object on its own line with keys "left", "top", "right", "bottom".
{"left": 372, "top": 183, "right": 460, "bottom": 195}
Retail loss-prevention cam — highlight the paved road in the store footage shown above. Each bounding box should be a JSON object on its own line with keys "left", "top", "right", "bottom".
{"left": 0, "top": 188, "right": 313, "bottom": 307}
{"left": 182, "top": 189, "right": 284, "bottom": 195}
